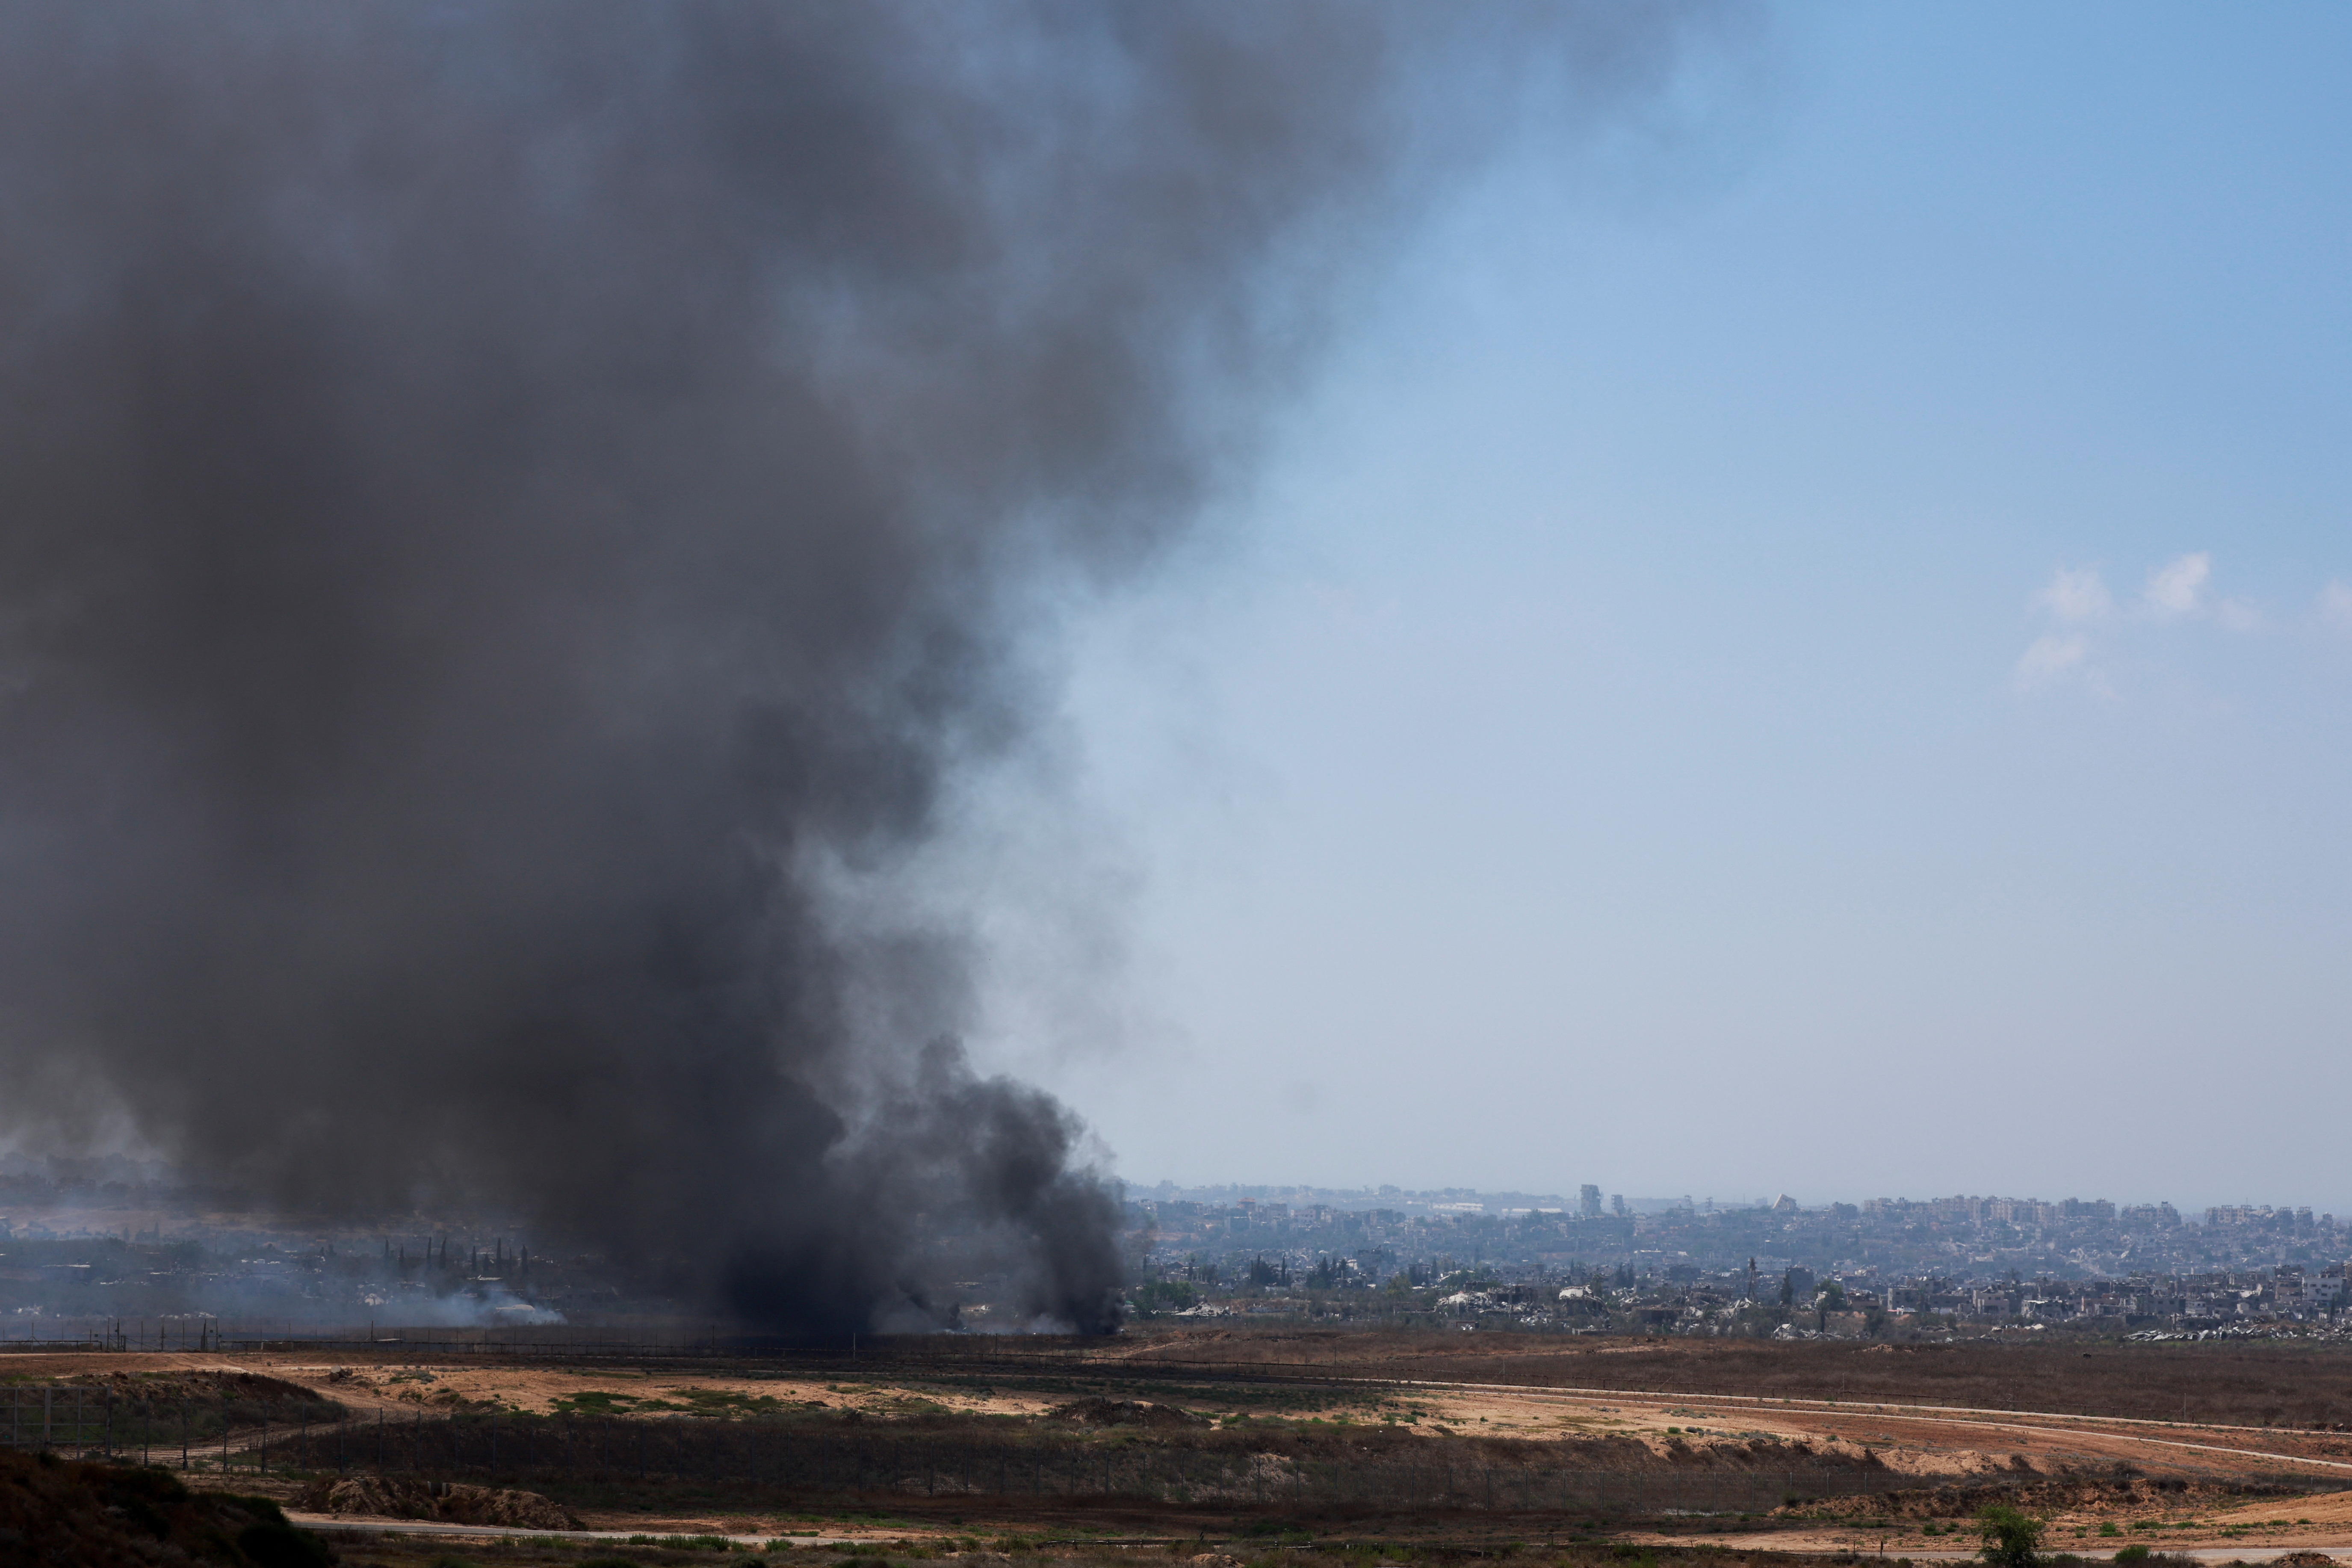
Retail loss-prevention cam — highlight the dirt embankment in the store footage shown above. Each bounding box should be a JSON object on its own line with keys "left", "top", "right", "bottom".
{"left": 1775, "top": 1469, "right": 2293, "bottom": 1521}
{"left": 298, "top": 1474, "right": 580, "bottom": 1528}
{"left": 0, "top": 1445, "right": 328, "bottom": 1566}
{"left": 11, "top": 1366, "right": 345, "bottom": 1441}
{"left": 1118, "top": 1329, "right": 2352, "bottom": 1433}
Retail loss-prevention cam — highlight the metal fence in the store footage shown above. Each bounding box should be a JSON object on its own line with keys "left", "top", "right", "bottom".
{"left": 0, "top": 1389, "right": 1928, "bottom": 1513}
{"left": 3, "top": 1384, "right": 111, "bottom": 1456}
{"left": 198, "top": 1411, "right": 1953, "bottom": 1515}
{"left": 5, "top": 1394, "right": 2320, "bottom": 1520}
{"left": 0, "top": 1320, "right": 980, "bottom": 1359}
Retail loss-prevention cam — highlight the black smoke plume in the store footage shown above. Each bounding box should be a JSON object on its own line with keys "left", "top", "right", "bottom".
{"left": 0, "top": 3, "right": 1707, "bottom": 1334}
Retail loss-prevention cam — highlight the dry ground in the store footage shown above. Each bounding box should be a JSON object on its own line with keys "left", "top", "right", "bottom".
{"left": 13, "top": 1330, "right": 2352, "bottom": 1550}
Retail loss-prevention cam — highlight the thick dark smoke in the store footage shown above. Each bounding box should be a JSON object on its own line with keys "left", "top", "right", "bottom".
{"left": 0, "top": 3, "right": 1706, "bottom": 1333}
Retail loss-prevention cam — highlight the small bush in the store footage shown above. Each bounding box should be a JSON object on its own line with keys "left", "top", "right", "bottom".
{"left": 1977, "top": 1503, "right": 2045, "bottom": 1568}
{"left": 216, "top": 1492, "right": 290, "bottom": 1527}
{"left": 2113, "top": 1548, "right": 2150, "bottom": 1564}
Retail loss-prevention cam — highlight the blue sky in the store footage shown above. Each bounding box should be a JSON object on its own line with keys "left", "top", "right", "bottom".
{"left": 964, "top": 4, "right": 2352, "bottom": 1213}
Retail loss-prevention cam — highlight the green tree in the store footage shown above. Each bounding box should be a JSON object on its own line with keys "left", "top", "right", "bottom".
{"left": 1976, "top": 1503, "right": 2045, "bottom": 1568}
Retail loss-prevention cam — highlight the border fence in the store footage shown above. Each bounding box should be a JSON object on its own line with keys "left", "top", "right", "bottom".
{"left": 4, "top": 1391, "right": 2328, "bottom": 1518}
{"left": 0, "top": 1396, "right": 2186, "bottom": 1517}
{"left": 5, "top": 1384, "right": 109, "bottom": 1455}
{"left": 0, "top": 1320, "right": 1065, "bottom": 1359}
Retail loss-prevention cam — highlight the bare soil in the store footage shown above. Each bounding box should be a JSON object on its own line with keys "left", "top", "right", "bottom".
{"left": 17, "top": 1328, "right": 2352, "bottom": 1551}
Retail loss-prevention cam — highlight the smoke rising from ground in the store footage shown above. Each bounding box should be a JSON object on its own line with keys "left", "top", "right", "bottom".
{"left": 0, "top": 3, "right": 1705, "bottom": 1334}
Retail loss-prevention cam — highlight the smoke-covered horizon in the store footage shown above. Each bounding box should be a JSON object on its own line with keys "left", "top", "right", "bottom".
{"left": 0, "top": 2, "right": 1704, "bottom": 1335}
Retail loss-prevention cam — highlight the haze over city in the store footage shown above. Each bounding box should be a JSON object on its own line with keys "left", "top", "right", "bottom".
{"left": 999, "top": 5, "right": 2352, "bottom": 1213}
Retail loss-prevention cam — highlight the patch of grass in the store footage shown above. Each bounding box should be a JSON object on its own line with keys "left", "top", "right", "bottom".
{"left": 553, "top": 1389, "right": 650, "bottom": 1414}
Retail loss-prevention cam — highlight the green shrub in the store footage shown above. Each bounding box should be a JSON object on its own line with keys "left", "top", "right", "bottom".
{"left": 1977, "top": 1504, "right": 2045, "bottom": 1568}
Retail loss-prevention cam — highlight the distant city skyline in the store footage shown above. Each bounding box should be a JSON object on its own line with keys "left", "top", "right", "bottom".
{"left": 1133, "top": 1178, "right": 2340, "bottom": 1224}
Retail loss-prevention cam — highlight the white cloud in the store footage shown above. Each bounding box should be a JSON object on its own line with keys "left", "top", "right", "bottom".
{"left": 2013, "top": 551, "right": 2260, "bottom": 695}
{"left": 2141, "top": 552, "right": 2211, "bottom": 619}
{"left": 2320, "top": 579, "right": 2352, "bottom": 634}
{"left": 2215, "top": 596, "right": 2263, "bottom": 633}
{"left": 2035, "top": 566, "right": 2113, "bottom": 624}
{"left": 2014, "top": 632, "right": 2090, "bottom": 689}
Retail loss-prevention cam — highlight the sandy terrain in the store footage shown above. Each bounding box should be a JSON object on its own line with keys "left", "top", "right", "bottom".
{"left": 16, "top": 1342, "right": 2352, "bottom": 1550}
{"left": 2, "top": 1349, "right": 1062, "bottom": 1420}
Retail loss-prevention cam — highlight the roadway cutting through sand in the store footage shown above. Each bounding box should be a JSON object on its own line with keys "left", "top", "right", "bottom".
{"left": 1368, "top": 1376, "right": 2352, "bottom": 1478}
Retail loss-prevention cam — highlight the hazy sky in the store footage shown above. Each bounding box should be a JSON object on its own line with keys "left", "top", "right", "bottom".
{"left": 962, "top": 4, "right": 2352, "bottom": 1213}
